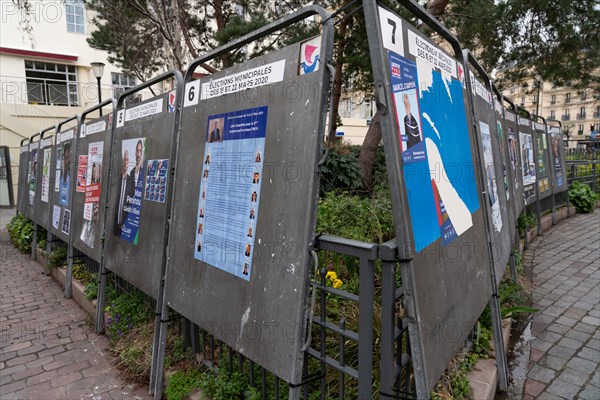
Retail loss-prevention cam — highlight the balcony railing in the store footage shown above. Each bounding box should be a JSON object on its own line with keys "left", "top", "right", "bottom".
{"left": 562, "top": 114, "right": 571, "bottom": 121}
{"left": 1, "top": 75, "right": 162, "bottom": 108}
{"left": 577, "top": 113, "right": 586, "bottom": 120}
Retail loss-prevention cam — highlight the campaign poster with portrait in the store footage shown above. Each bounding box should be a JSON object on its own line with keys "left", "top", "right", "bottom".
{"left": 56, "top": 141, "right": 72, "bottom": 206}
{"left": 41, "top": 147, "right": 52, "bottom": 203}
{"left": 28, "top": 148, "right": 38, "bottom": 206}
{"left": 76, "top": 155, "right": 88, "bottom": 193}
{"left": 479, "top": 122, "right": 502, "bottom": 232}
{"left": 80, "top": 142, "right": 103, "bottom": 247}
{"left": 113, "top": 138, "right": 146, "bottom": 245}
{"left": 520, "top": 132, "right": 536, "bottom": 186}
{"left": 194, "top": 106, "right": 267, "bottom": 280}
{"left": 388, "top": 50, "right": 479, "bottom": 251}
{"left": 507, "top": 127, "right": 519, "bottom": 191}
{"left": 550, "top": 130, "right": 564, "bottom": 188}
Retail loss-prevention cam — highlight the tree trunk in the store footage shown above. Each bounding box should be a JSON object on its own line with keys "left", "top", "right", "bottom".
{"left": 330, "top": 17, "right": 349, "bottom": 138}
{"left": 358, "top": 111, "right": 382, "bottom": 191}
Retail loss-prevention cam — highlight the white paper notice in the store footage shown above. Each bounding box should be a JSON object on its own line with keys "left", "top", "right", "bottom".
{"left": 52, "top": 205, "right": 61, "bottom": 229}
{"left": 408, "top": 30, "right": 457, "bottom": 78}
{"left": 86, "top": 120, "right": 106, "bottom": 136}
{"left": 378, "top": 6, "right": 404, "bottom": 56}
{"left": 200, "top": 60, "right": 286, "bottom": 100}
{"left": 124, "top": 98, "right": 164, "bottom": 123}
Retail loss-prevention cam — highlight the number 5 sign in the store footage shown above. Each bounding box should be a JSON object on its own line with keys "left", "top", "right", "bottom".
{"left": 379, "top": 6, "right": 404, "bottom": 56}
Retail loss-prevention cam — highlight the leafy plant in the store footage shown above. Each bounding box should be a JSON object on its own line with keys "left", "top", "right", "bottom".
{"left": 105, "top": 290, "right": 153, "bottom": 340}
{"left": 166, "top": 369, "right": 203, "bottom": 400}
{"left": 320, "top": 143, "right": 362, "bottom": 196}
{"left": 7, "top": 214, "right": 34, "bottom": 253}
{"left": 517, "top": 212, "right": 536, "bottom": 236}
{"left": 48, "top": 245, "right": 68, "bottom": 270}
{"left": 72, "top": 262, "right": 94, "bottom": 286}
{"left": 569, "top": 181, "right": 599, "bottom": 213}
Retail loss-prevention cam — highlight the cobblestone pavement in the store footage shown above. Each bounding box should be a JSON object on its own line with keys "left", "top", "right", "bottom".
{"left": 0, "top": 208, "right": 151, "bottom": 400}
{"left": 522, "top": 209, "right": 600, "bottom": 399}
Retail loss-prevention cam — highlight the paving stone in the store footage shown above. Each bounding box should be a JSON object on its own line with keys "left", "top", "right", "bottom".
{"left": 577, "top": 346, "right": 600, "bottom": 362}
{"left": 547, "top": 323, "right": 570, "bottom": 335}
{"left": 548, "top": 344, "right": 578, "bottom": 359}
{"left": 557, "top": 367, "right": 590, "bottom": 387}
{"left": 557, "top": 336, "right": 584, "bottom": 350}
{"left": 567, "top": 357, "right": 597, "bottom": 374}
{"left": 565, "top": 329, "right": 592, "bottom": 342}
{"left": 540, "top": 354, "right": 569, "bottom": 371}
{"left": 546, "top": 379, "right": 581, "bottom": 399}
{"left": 578, "top": 385, "right": 600, "bottom": 400}
{"left": 524, "top": 378, "right": 546, "bottom": 397}
{"left": 527, "top": 364, "right": 556, "bottom": 384}
{"left": 573, "top": 322, "right": 596, "bottom": 334}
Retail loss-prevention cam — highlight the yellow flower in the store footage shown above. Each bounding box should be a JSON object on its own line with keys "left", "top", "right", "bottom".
{"left": 326, "top": 271, "right": 337, "bottom": 281}
{"left": 333, "top": 279, "right": 343, "bottom": 289}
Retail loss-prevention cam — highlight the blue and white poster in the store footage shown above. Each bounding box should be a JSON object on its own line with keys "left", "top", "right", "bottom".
{"left": 113, "top": 138, "right": 146, "bottom": 244}
{"left": 194, "top": 106, "right": 268, "bottom": 280}
{"left": 389, "top": 51, "right": 480, "bottom": 252}
{"left": 144, "top": 159, "right": 168, "bottom": 203}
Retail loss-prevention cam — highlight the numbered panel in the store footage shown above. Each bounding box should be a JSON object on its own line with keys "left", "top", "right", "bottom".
{"left": 72, "top": 114, "right": 112, "bottom": 261}
{"left": 17, "top": 142, "right": 29, "bottom": 215}
{"left": 548, "top": 125, "right": 567, "bottom": 193}
{"left": 518, "top": 116, "right": 537, "bottom": 206}
{"left": 103, "top": 89, "right": 180, "bottom": 298}
{"left": 25, "top": 139, "right": 40, "bottom": 220}
{"left": 534, "top": 121, "right": 552, "bottom": 199}
{"left": 165, "top": 35, "right": 331, "bottom": 385}
{"left": 467, "top": 70, "right": 512, "bottom": 283}
{"left": 33, "top": 134, "right": 55, "bottom": 230}
{"left": 503, "top": 109, "right": 525, "bottom": 217}
{"left": 494, "top": 99, "right": 518, "bottom": 242}
{"left": 366, "top": 6, "right": 494, "bottom": 392}
{"left": 49, "top": 126, "right": 78, "bottom": 242}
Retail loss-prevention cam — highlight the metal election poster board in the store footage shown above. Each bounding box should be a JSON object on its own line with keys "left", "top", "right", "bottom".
{"left": 493, "top": 93, "right": 518, "bottom": 244}
{"left": 518, "top": 114, "right": 537, "bottom": 206}
{"left": 102, "top": 73, "right": 182, "bottom": 299}
{"left": 49, "top": 120, "right": 79, "bottom": 243}
{"left": 363, "top": 3, "right": 494, "bottom": 395}
{"left": 503, "top": 106, "right": 524, "bottom": 216}
{"left": 72, "top": 104, "right": 113, "bottom": 262}
{"left": 33, "top": 128, "right": 56, "bottom": 230}
{"left": 466, "top": 67, "right": 512, "bottom": 283}
{"left": 533, "top": 118, "right": 552, "bottom": 199}
{"left": 17, "top": 139, "right": 29, "bottom": 215}
{"left": 163, "top": 15, "right": 333, "bottom": 386}
{"left": 25, "top": 134, "right": 40, "bottom": 220}
{"left": 548, "top": 122, "right": 567, "bottom": 193}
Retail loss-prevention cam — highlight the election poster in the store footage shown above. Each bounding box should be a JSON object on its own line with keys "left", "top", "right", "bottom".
{"left": 479, "top": 121, "right": 502, "bottom": 232}
{"left": 113, "top": 138, "right": 145, "bottom": 245}
{"left": 80, "top": 142, "right": 103, "bottom": 247}
{"left": 41, "top": 147, "right": 52, "bottom": 203}
{"left": 28, "top": 147, "right": 38, "bottom": 206}
{"left": 76, "top": 155, "right": 88, "bottom": 193}
{"left": 56, "top": 141, "right": 72, "bottom": 206}
{"left": 194, "top": 106, "right": 267, "bottom": 280}
{"left": 388, "top": 50, "right": 479, "bottom": 251}
{"left": 143, "top": 159, "right": 168, "bottom": 203}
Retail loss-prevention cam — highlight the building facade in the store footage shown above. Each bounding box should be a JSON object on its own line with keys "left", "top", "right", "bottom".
{"left": 0, "top": 0, "right": 141, "bottom": 200}
{"left": 502, "top": 80, "right": 600, "bottom": 148}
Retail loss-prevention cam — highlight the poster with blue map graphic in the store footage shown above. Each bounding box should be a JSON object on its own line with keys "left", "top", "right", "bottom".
{"left": 194, "top": 106, "right": 267, "bottom": 281}
{"left": 389, "top": 50, "right": 480, "bottom": 252}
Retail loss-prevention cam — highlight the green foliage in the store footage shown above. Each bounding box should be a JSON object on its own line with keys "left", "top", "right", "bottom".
{"left": 320, "top": 144, "right": 362, "bottom": 195}
{"left": 72, "top": 262, "right": 94, "bottom": 286}
{"left": 317, "top": 189, "right": 394, "bottom": 243}
{"left": 48, "top": 245, "right": 68, "bottom": 270}
{"left": 7, "top": 214, "right": 34, "bottom": 253}
{"left": 105, "top": 290, "right": 153, "bottom": 340}
{"left": 569, "top": 181, "right": 599, "bottom": 213}
{"left": 84, "top": 273, "right": 99, "bottom": 300}
{"left": 166, "top": 369, "right": 203, "bottom": 400}
{"left": 517, "top": 212, "right": 536, "bottom": 236}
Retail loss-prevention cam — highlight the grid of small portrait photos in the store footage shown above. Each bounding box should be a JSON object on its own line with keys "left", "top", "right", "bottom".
{"left": 144, "top": 159, "right": 169, "bottom": 203}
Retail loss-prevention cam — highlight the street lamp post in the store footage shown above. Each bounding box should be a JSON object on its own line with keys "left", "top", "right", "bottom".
{"left": 91, "top": 62, "right": 105, "bottom": 116}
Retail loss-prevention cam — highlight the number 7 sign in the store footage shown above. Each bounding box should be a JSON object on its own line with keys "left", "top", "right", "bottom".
{"left": 378, "top": 7, "right": 404, "bottom": 56}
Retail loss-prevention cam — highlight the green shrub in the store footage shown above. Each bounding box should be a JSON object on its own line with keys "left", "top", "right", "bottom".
{"left": 7, "top": 214, "right": 34, "bottom": 253}
{"left": 105, "top": 290, "right": 153, "bottom": 340}
{"left": 517, "top": 212, "right": 536, "bottom": 236}
{"left": 320, "top": 143, "right": 362, "bottom": 195}
{"left": 48, "top": 245, "right": 68, "bottom": 270}
{"left": 72, "top": 262, "right": 94, "bottom": 286}
{"left": 166, "top": 369, "right": 203, "bottom": 400}
{"left": 569, "top": 181, "right": 599, "bottom": 213}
